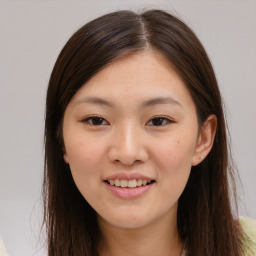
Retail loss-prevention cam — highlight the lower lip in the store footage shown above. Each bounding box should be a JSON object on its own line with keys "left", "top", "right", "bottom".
{"left": 104, "top": 182, "right": 154, "bottom": 199}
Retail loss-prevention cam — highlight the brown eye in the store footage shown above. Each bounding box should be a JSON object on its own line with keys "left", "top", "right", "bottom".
{"left": 147, "top": 117, "right": 172, "bottom": 126}
{"left": 82, "top": 116, "right": 109, "bottom": 126}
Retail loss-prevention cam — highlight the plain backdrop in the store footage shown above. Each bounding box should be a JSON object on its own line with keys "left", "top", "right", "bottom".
{"left": 0, "top": 0, "right": 255, "bottom": 255}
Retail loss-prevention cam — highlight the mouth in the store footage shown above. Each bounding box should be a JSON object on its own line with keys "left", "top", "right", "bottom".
{"left": 104, "top": 179, "right": 156, "bottom": 188}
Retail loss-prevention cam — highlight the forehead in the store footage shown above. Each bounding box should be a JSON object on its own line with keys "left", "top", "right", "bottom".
{"left": 69, "top": 51, "right": 195, "bottom": 110}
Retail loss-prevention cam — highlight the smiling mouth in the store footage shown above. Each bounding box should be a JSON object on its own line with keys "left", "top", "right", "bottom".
{"left": 104, "top": 179, "right": 155, "bottom": 188}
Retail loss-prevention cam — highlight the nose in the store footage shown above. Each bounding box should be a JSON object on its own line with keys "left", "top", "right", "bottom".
{"left": 108, "top": 124, "right": 149, "bottom": 166}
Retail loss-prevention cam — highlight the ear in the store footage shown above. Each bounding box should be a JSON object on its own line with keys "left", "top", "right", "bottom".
{"left": 192, "top": 114, "right": 217, "bottom": 166}
{"left": 63, "top": 153, "right": 70, "bottom": 164}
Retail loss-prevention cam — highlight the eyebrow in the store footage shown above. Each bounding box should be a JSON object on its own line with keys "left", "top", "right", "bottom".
{"left": 74, "top": 97, "right": 114, "bottom": 107}
{"left": 141, "top": 97, "right": 183, "bottom": 108}
{"left": 74, "top": 96, "right": 183, "bottom": 108}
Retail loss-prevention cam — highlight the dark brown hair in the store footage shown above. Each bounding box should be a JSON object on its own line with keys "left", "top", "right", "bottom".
{"left": 44, "top": 9, "right": 243, "bottom": 256}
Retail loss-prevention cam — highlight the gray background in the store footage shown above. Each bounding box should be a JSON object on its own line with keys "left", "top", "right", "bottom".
{"left": 0, "top": 0, "right": 255, "bottom": 255}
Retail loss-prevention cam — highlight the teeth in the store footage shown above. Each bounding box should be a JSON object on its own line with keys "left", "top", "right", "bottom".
{"left": 137, "top": 179, "right": 142, "bottom": 186}
{"left": 128, "top": 179, "right": 136, "bottom": 188}
{"left": 108, "top": 179, "right": 153, "bottom": 188}
{"left": 120, "top": 180, "right": 128, "bottom": 187}
{"left": 115, "top": 179, "right": 120, "bottom": 187}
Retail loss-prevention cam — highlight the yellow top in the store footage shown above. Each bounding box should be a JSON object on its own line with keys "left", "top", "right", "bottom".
{"left": 181, "top": 217, "right": 256, "bottom": 256}
{"left": 240, "top": 217, "right": 256, "bottom": 256}
{"left": 0, "top": 218, "right": 255, "bottom": 256}
{"left": 0, "top": 236, "right": 8, "bottom": 256}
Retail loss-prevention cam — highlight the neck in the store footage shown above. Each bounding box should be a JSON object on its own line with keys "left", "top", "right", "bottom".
{"left": 98, "top": 210, "right": 183, "bottom": 256}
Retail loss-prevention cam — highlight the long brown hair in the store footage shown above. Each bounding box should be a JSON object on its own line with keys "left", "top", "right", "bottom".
{"left": 44, "top": 9, "right": 243, "bottom": 256}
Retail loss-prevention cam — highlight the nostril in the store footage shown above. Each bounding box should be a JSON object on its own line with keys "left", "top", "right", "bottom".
{"left": 113, "top": 159, "right": 143, "bottom": 166}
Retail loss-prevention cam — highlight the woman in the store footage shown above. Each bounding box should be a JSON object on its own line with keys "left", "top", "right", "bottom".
{"left": 43, "top": 9, "right": 256, "bottom": 256}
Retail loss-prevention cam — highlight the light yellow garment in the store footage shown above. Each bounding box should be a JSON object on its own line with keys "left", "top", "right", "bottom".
{"left": 181, "top": 217, "right": 256, "bottom": 256}
{"left": 0, "top": 237, "right": 8, "bottom": 256}
{"left": 0, "top": 218, "right": 254, "bottom": 256}
{"left": 240, "top": 217, "right": 256, "bottom": 256}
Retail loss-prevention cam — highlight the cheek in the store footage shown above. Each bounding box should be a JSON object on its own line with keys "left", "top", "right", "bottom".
{"left": 66, "top": 131, "right": 103, "bottom": 164}
{"left": 64, "top": 134, "right": 107, "bottom": 184}
{"left": 153, "top": 135, "right": 195, "bottom": 204}
{"left": 65, "top": 137, "right": 107, "bottom": 205}
{"left": 155, "top": 134, "right": 196, "bottom": 172}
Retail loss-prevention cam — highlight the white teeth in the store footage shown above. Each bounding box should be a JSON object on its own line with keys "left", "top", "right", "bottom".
{"left": 120, "top": 180, "right": 128, "bottom": 187}
{"left": 137, "top": 179, "right": 142, "bottom": 186}
{"left": 108, "top": 179, "right": 153, "bottom": 188}
{"left": 115, "top": 179, "right": 120, "bottom": 187}
{"left": 128, "top": 179, "right": 136, "bottom": 188}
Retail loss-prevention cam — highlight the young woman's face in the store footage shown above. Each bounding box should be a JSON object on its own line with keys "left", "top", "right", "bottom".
{"left": 63, "top": 51, "right": 201, "bottom": 229}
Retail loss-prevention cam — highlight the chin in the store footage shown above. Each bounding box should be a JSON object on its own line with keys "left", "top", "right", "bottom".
{"left": 106, "top": 219, "right": 150, "bottom": 229}
{"left": 98, "top": 211, "right": 153, "bottom": 229}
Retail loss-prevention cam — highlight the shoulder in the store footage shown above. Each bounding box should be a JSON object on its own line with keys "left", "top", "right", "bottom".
{"left": 239, "top": 217, "right": 256, "bottom": 256}
{"left": 0, "top": 236, "right": 8, "bottom": 256}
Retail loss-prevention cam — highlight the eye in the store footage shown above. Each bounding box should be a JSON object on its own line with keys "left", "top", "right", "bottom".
{"left": 146, "top": 116, "right": 173, "bottom": 126}
{"left": 82, "top": 116, "right": 109, "bottom": 126}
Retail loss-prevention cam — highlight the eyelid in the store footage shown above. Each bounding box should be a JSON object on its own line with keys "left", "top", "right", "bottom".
{"left": 81, "top": 115, "right": 110, "bottom": 125}
{"left": 80, "top": 115, "right": 174, "bottom": 126}
{"left": 146, "top": 116, "right": 175, "bottom": 126}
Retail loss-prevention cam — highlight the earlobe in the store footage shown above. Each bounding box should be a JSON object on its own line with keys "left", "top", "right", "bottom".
{"left": 63, "top": 153, "right": 70, "bottom": 164}
{"left": 192, "top": 114, "right": 217, "bottom": 166}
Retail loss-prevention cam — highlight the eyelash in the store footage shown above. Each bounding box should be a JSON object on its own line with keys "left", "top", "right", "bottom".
{"left": 82, "top": 116, "right": 109, "bottom": 126}
{"left": 147, "top": 116, "right": 174, "bottom": 126}
{"left": 81, "top": 115, "right": 174, "bottom": 127}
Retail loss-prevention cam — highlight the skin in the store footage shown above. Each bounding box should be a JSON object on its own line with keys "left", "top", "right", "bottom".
{"left": 62, "top": 51, "right": 217, "bottom": 256}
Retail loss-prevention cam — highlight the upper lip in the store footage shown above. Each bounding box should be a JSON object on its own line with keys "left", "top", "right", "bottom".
{"left": 104, "top": 173, "right": 154, "bottom": 181}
